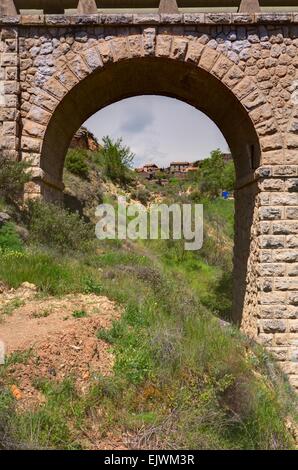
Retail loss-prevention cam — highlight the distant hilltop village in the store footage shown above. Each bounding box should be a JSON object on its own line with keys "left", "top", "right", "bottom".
{"left": 136, "top": 154, "right": 232, "bottom": 179}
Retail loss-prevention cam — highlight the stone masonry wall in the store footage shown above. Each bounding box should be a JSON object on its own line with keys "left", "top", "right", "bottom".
{"left": 0, "top": 25, "right": 20, "bottom": 162}
{"left": 0, "top": 12, "right": 297, "bottom": 389}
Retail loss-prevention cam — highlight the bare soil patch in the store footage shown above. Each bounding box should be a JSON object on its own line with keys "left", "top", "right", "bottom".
{"left": 0, "top": 283, "right": 121, "bottom": 407}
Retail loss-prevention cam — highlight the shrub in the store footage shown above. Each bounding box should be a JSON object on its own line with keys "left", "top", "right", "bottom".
{"left": 0, "top": 223, "right": 23, "bottom": 253}
{"left": 100, "top": 136, "right": 134, "bottom": 186}
{"left": 65, "top": 149, "right": 89, "bottom": 179}
{"left": 197, "top": 149, "right": 235, "bottom": 197}
{"left": 27, "top": 200, "right": 93, "bottom": 253}
{"left": 0, "top": 156, "right": 31, "bottom": 203}
{"left": 131, "top": 188, "right": 150, "bottom": 205}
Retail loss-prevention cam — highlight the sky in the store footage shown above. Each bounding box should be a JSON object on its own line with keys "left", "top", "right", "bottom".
{"left": 84, "top": 95, "right": 229, "bottom": 168}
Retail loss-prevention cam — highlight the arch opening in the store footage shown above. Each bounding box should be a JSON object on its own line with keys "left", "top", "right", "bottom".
{"left": 39, "top": 56, "right": 261, "bottom": 327}
{"left": 40, "top": 57, "right": 261, "bottom": 191}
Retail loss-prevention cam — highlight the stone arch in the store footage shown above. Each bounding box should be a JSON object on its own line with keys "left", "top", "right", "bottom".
{"left": 20, "top": 37, "right": 283, "bottom": 331}
{"left": 21, "top": 38, "right": 282, "bottom": 196}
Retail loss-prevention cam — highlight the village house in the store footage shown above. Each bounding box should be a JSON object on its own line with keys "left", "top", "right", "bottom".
{"left": 136, "top": 163, "right": 159, "bottom": 175}
{"left": 143, "top": 163, "right": 159, "bottom": 174}
{"left": 170, "top": 162, "right": 192, "bottom": 174}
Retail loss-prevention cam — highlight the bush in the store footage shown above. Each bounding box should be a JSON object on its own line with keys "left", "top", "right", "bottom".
{"left": 131, "top": 188, "right": 150, "bottom": 205}
{"left": 0, "top": 156, "right": 31, "bottom": 203}
{"left": 100, "top": 136, "right": 134, "bottom": 186}
{"left": 0, "top": 223, "right": 23, "bottom": 253}
{"left": 27, "top": 200, "right": 93, "bottom": 253}
{"left": 65, "top": 150, "right": 89, "bottom": 179}
{"left": 197, "top": 149, "right": 235, "bottom": 197}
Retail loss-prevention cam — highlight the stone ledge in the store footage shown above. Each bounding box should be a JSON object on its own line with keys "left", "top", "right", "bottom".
{"left": 0, "top": 12, "right": 297, "bottom": 27}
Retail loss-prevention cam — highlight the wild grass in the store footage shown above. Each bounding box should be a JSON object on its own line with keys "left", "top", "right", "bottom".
{"left": 92, "top": 257, "right": 296, "bottom": 450}
{"left": 0, "top": 250, "right": 101, "bottom": 296}
{"left": 0, "top": 196, "right": 296, "bottom": 450}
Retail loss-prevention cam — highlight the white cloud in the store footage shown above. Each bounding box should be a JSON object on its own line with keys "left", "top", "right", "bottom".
{"left": 84, "top": 95, "right": 229, "bottom": 168}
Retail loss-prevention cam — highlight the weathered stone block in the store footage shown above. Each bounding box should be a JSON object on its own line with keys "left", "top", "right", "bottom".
{"left": 268, "top": 347, "right": 288, "bottom": 361}
{"left": 289, "top": 320, "right": 298, "bottom": 333}
{"left": 286, "top": 207, "right": 298, "bottom": 220}
{"left": 44, "top": 78, "right": 67, "bottom": 100}
{"left": 258, "top": 263, "right": 285, "bottom": 277}
{"left": 156, "top": 35, "right": 172, "bottom": 57}
{"left": 142, "top": 28, "right": 156, "bottom": 56}
{"left": 272, "top": 222, "right": 298, "bottom": 235}
{"left": 82, "top": 47, "right": 103, "bottom": 70}
{"left": 21, "top": 136, "right": 41, "bottom": 153}
{"left": 27, "top": 106, "right": 51, "bottom": 126}
{"left": 68, "top": 56, "right": 90, "bottom": 80}
{"left": 260, "top": 292, "right": 287, "bottom": 305}
{"left": 133, "top": 14, "right": 160, "bottom": 25}
{"left": 97, "top": 40, "right": 113, "bottom": 63}
{"left": 286, "top": 236, "right": 298, "bottom": 249}
{"left": 185, "top": 40, "right": 204, "bottom": 64}
{"left": 288, "top": 264, "right": 298, "bottom": 277}
{"left": 271, "top": 193, "right": 298, "bottom": 206}
{"left": 272, "top": 250, "right": 298, "bottom": 263}
{"left": 23, "top": 120, "right": 45, "bottom": 139}
{"left": 259, "top": 236, "right": 284, "bottom": 249}
{"left": 55, "top": 67, "right": 78, "bottom": 89}
{"left": 260, "top": 305, "right": 298, "bottom": 319}
{"left": 199, "top": 47, "right": 219, "bottom": 71}
{"left": 275, "top": 277, "right": 298, "bottom": 291}
{"left": 260, "top": 319, "right": 287, "bottom": 333}
{"left": 260, "top": 179, "right": 284, "bottom": 191}
{"left": 2, "top": 120, "right": 17, "bottom": 135}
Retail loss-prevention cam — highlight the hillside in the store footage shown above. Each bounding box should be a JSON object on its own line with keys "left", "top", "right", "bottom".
{"left": 0, "top": 146, "right": 297, "bottom": 450}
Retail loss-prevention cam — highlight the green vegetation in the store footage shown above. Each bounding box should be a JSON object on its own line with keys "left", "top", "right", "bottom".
{"left": 72, "top": 309, "right": 88, "bottom": 319}
{"left": 99, "top": 136, "right": 135, "bottom": 186}
{"left": 0, "top": 157, "right": 31, "bottom": 204}
{"left": 65, "top": 149, "right": 89, "bottom": 179}
{"left": 197, "top": 149, "right": 235, "bottom": 197}
{"left": 0, "top": 148, "right": 297, "bottom": 451}
{"left": 27, "top": 200, "right": 93, "bottom": 253}
{"left": 0, "top": 223, "right": 24, "bottom": 253}
{"left": 0, "top": 250, "right": 102, "bottom": 296}
{"left": 0, "top": 298, "right": 25, "bottom": 318}
{"left": 131, "top": 187, "right": 150, "bottom": 205}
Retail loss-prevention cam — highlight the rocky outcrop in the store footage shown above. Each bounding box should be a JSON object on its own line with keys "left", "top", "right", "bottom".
{"left": 70, "top": 127, "right": 99, "bottom": 152}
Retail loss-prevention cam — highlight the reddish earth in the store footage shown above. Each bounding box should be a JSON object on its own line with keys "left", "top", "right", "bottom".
{"left": 0, "top": 283, "right": 129, "bottom": 449}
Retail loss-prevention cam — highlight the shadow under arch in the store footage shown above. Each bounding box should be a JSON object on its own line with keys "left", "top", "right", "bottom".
{"left": 40, "top": 56, "right": 262, "bottom": 327}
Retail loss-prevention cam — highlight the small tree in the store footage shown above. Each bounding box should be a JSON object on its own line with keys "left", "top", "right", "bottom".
{"left": 0, "top": 155, "right": 31, "bottom": 203}
{"left": 65, "top": 149, "right": 89, "bottom": 179}
{"left": 197, "top": 149, "right": 235, "bottom": 197}
{"left": 222, "top": 160, "right": 236, "bottom": 192}
{"left": 27, "top": 200, "right": 92, "bottom": 253}
{"left": 100, "top": 136, "right": 134, "bottom": 186}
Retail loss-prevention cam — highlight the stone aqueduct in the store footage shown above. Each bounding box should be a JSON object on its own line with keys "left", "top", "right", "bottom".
{"left": 0, "top": 0, "right": 298, "bottom": 389}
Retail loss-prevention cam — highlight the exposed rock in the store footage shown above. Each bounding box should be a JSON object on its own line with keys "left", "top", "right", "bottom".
{"left": 70, "top": 126, "right": 100, "bottom": 152}
{"left": 0, "top": 212, "right": 11, "bottom": 227}
{"left": 14, "top": 225, "right": 29, "bottom": 242}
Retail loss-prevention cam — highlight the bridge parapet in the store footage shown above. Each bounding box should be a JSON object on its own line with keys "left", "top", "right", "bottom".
{"left": 0, "top": 11, "right": 297, "bottom": 26}
{"left": 1, "top": 0, "right": 298, "bottom": 17}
